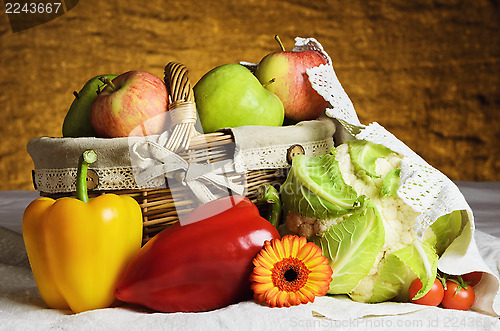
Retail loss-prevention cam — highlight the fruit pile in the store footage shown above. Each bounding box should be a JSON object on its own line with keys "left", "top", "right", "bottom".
{"left": 61, "top": 35, "right": 329, "bottom": 139}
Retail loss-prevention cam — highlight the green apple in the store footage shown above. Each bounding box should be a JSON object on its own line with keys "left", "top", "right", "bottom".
{"left": 193, "top": 63, "right": 284, "bottom": 133}
{"left": 62, "top": 74, "right": 117, "bottom": 137}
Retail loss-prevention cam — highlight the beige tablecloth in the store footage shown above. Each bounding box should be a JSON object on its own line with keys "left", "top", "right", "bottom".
{"left": 1, "top": 184, "right": 500, "bottom": 330}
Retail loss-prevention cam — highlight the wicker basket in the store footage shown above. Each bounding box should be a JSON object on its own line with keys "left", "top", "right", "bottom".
{"left": 32, "top": 136, "right": 286, "bottom": 244}
{"left": 28, "top": 62, "right": 335, "bottom": 244}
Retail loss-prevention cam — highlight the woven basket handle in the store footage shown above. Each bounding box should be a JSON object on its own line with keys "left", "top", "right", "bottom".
{"left": 163, "top": 62, "right": 198, "bottom": 152}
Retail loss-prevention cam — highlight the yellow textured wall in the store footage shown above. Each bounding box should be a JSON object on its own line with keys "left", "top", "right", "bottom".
{"left": 0, "top": 0, "right": 499, "bottom": 190}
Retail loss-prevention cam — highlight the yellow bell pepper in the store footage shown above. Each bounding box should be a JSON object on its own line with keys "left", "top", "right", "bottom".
{"left": 23, "top": 150, "right": 143, "bottom": 313}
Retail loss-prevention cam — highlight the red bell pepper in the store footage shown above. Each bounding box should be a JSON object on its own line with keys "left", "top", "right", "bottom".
{"left": 114, "top": 195, "right": 280, "bottom": 312}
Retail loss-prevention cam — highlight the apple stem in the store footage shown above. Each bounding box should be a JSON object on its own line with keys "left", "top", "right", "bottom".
{"left": 99, "top": 76, "right": 117, "bottom": 92}
{"left": 73, "top": 91, "right": 79, "bottom": 99}
{"left": 262, "top": 78, "right": 276, "bottom": 88}
{"left": 274, "top": 35, "right": 286, "bottom": 51}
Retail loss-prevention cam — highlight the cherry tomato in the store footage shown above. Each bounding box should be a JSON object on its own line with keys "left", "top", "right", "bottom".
{"left": 441, "top": 279, "right": 475, "bottom": 311}
{"left": 461, "top": 272, "right": 483, "bottom": 287}
{"left": 408, "top": 278, "right": 444, "bottom": 306}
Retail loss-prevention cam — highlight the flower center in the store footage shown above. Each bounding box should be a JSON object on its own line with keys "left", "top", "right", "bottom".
{"left": 284, "top": 268, "right": 298, "bottom": 282}
{"left": 272, "top": 257, "right": 310, "bottom": 292}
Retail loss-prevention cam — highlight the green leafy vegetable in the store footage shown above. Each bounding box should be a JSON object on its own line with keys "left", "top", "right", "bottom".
{"left": 395, "top": 240, "right": 439, "bottom": 299}
{"left": 424, "top": 210, "right": 462, "bottom": 256}
{"left": 280, "top": 153, "right": 362, "bottom": 220}
{"left": 351, "top": 240, "right": 438, "bottom": 303}
{"left": 381, "top": 168, "right": 401, "bottom": 197}
{"left": 347, "top": 140, "right": 395, "bottom": 178}
{"left": 363, "top": 252, "right": 412, "bottom": 303}
{"left": 314, "top": 199, "right": 385, "bottom": 294}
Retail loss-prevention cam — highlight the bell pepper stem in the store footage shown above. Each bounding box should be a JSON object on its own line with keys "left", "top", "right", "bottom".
{"left": 257, "top": 184, "right": 282, "bottom": 228}
{"left": 76, "top": 150, "right": 98, "bottom": 203}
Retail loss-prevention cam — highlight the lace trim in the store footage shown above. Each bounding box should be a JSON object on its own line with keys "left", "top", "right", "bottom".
{"left": 32, "top": 166, "right": 165, "bottom": 193}
{"left": 235, "top": 139, "right": 333, "bottom": 171}
{"left": 33, "top": 137, "right": 333, "bottom": 193}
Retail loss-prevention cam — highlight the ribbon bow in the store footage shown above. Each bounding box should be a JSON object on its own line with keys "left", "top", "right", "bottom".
{"left": 130, "top": 133, "right": 245, "bottom": 204}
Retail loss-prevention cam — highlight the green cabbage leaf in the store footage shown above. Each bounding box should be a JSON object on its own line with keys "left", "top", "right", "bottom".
{"left": 381, "top": 168, "right": 401, "bottom": 197}
{"left": 424, "top": 210, "right": 463, "bottom": 256}
{"left": 350, "top": 240, "right": 439, "bottom": 302}
{"left": 314, "top": 199, "right": 385, "bottom": 294}
{"left": 280, "top": 153, "right": 362, "bottom": 220}
{"left": 347, "top": 140, "right": 395, "bottom": 178}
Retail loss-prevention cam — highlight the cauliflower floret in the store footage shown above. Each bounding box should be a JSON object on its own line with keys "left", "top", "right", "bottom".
{"left": 351, "top": 276, "right": 375, "bottom": 302}
{"left": 285, "top": 212, "right": 348, "bottom": 239}
{"left": 376, "top": 154, "right": 402, "bottom": 177}
{"left": 334, "top": 144, "right": 420, "bottom": 252}
{"left": 286, "top": 213, "right": 315, "bottom": 237}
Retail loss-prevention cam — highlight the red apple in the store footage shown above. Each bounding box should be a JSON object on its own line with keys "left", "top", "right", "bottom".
{"left": 254, "top": 36, "right": 329, "bottom": 122}
{"left": 91, "top": 71, "right": 168, "bottom": 137}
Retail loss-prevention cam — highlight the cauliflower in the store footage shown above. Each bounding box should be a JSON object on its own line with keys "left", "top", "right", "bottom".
{"left": 280, "top": 139, "right": 462, "bottom": 303}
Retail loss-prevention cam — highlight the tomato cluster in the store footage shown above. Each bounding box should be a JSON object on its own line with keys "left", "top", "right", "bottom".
{"left": 408, "top": 272, "right": 482, "bottom": 311}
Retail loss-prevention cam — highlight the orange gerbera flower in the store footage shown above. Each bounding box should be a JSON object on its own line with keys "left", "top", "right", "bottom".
{"left": 250, "top": 235, "right": 333, "bottom": 308}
